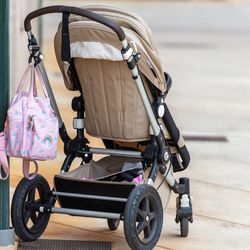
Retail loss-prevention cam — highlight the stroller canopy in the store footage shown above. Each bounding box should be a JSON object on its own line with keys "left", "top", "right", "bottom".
{"left": 54, "top": 5, "right": 167, "bottom": 92}
{"left": 54, "top": 5, "right": 171, "bottom": 141}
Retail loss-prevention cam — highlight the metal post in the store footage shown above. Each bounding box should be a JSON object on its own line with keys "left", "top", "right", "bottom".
{"left": 0, "top": 0, "right": 15, "bottom": 246}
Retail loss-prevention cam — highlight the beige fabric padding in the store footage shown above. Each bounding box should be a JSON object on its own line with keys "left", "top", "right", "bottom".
{"left": 54, "top": 6, "right": 166, "bottom": 92}
{"left": 59, "top": 156, "right": 140, "bottom": 180}
{"left": 74, "top": 58, "right": 151, "bottom": 141}
{"left": 73, "top": 58, "right": 171, "bottom": 141}
{"left": 84, "top": 5, "right": 157, "bottom": 49}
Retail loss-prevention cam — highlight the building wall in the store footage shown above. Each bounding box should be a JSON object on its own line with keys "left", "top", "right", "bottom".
{"left": 9, "top": 0, "right": 41, "bottom": 98}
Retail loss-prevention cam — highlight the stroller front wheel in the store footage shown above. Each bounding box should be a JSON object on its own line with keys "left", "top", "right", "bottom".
{"left": 124, "top": 184, "right": 163, "bottom": 250}
{"left": 107, "top": 219, "right": 120, "bottom": 231}
{"left": 180, "top": 217, "right": 189, "bottom": 237}
{"left": 11, "top": 174, "right": 51, "bottom": 241}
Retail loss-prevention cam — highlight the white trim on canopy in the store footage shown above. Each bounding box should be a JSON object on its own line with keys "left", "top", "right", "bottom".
{"left": 71, "top": 41, "right": 123, "bottom": 61}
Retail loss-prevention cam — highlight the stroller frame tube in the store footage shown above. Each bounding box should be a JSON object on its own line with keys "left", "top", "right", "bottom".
{"left": 121, "top": 40, "right": 161, "bottom": 137}
{"left": 53, "top": 191, "right": 128, "bottom": 202}
{"left": 49, "top": 207, "right": 121, "bottom": 220}
{"left": 89, "top": 147, "right": 142, "bottom": 158}
{"left": 121, "top": 42, "right": 169, "bottom": 184}
{"left": 130, "top": 62, "right": 161, "bottom": 137}
{"left": 38, "top": 62, "right": 63, "bottom": 127}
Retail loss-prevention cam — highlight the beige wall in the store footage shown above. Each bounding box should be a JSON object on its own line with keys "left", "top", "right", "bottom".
{"left": 9, "top": 0, "right": 40, "bottom": 98}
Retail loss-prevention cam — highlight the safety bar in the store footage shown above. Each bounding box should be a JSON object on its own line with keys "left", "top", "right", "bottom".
{"left": 24, "top": 5, "right": 126, "bottom": 41}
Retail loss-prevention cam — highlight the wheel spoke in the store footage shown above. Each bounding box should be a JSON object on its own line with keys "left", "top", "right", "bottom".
{"left": 137, "top": 208, "right": 146, "bottom": 219}
{"left": 149, "top": 212, "right": 156, "bottom": 221}
{"left": 34, "top": 199, "right": 41, "bottom": 206}
{"left": 137, "top": 221, "right": 146, "bottom": 235}
{"left": 145, "top": 197, "right": 150, "bottom": 214}
{"left": 30, "top": 211, "right": 38, "bottom": 225}
{"left": 27, "top": 187, "right": 36, "bottom": 203}
{"left": 144, "top": 224, "right": 151, "bottom": 239}
{"left": 23, "top": 209, "right": 31, "bottom": 225}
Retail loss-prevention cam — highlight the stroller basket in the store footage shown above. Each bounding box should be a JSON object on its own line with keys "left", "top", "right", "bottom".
{"left": 54, "top": 177, "right": 135, "bottom": 214}
{"left": 54, "top": 156, "right": 140, "bottom": 214}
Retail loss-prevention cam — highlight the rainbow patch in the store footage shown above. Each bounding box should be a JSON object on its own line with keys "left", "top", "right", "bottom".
{"left": 42, "top": 135, "right": 53, "bottom": 144}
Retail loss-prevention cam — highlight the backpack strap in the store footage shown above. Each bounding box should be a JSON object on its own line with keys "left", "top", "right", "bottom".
{"left": 0, "top": 132, "right": 9, "bottom": 180}
{"left": 22, "top": 159, "right": 38, "bottom": 179}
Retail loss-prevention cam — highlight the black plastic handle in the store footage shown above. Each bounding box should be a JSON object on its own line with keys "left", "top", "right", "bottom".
{"left": 24, "top": 5, "right": 126, "bottom": 41}
{"left": 162, "top": 103, "right": 190, "bottom": 170}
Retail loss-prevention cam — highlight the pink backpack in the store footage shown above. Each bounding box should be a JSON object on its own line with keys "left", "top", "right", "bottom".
{"left": 1, "top": 63, "right": 59, "bottom": 179}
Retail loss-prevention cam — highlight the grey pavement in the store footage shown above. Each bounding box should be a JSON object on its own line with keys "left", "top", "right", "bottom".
{"left": 39, "top": 1, "right": 250, "bottom": 249}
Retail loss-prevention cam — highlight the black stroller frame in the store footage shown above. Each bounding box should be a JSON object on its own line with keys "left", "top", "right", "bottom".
{"left": 11, "top": 6, "right": 193, "bottom": 250}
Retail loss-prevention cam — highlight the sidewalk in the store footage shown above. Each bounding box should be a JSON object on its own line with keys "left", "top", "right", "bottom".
{"left": 10, "top": 1, "right": 250, "bottom": 249}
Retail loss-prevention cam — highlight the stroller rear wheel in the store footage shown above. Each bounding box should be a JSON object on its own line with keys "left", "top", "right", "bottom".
{"left": 11, "top": 174, "right": 51, "bottom": 241}
{"left": 107, "top": 219, "right": 120, "bottom": 231}
{"left": 124, "top": 184, "right": 163, "bottom": 250}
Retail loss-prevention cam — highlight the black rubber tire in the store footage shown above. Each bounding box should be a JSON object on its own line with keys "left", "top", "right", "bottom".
{"left": 11, "top": 174, "right": 51, "bottom": 241}
{"left": 180, "top": 217, "right": 189, "bottom": 237}
{"left": 107, "top": 219, "right": 120, "bottom": 231}
{"left": 124, "top": 184, "right": 163, "bottom": 250}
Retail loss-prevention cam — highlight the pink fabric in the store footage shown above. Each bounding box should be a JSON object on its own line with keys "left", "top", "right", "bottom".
{"left": 81, "top": 178, "right": 96, "bottom": 181}
{"left": 132, "top": 175, "right": 143, "bottom": 183}
{"left": 0, "top": 132, "right": 9, "bottom": 180}
{"left": 22, "top": 159, "right": 38, "bottom": 180}
{"left": 4, "top": 63, "right": 59, "bottom": 179}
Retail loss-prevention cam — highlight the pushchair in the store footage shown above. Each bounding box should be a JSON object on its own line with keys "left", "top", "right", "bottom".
{"left": 11, "top": 5, "right": 193, "bottom": 250}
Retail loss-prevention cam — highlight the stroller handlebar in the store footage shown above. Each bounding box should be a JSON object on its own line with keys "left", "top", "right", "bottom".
{"left": 24, "top": 5, "right": 126, "bottom": 41}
